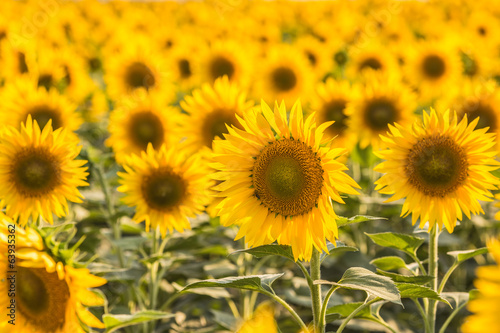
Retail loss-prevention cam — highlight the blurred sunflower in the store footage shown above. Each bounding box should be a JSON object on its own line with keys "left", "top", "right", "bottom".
{"left": 0, "top": 116, "right": 88, "bottom": 225}
{"left": 179, "top": 75, "right": 254, "bottom": 155}
{"left": 254, "top": 46, "right": 313, "bottom": 106}
{"left": 0, "top": 214, "right": 107, "bottom": 333}
{"left": 406, "top": 41, "right": 461, "bottom": 100}
{"left": 346, "top": 74, "right": 416, "bottom": 150}
{"left": 166, "top": 40, "right": 201, "bottom": 91}
{"left": 462, "top": 237, "right": 500, "bottom": 333}
{"left": 106, "top": 90, "right": 182, "bottom": 164}
{"left": 375, "top": 109, "right": 500, "bottom": 232}
{"left": 310, "top": 78, "right": 358, "bottom": 151}
{"left": 0, "top": 77, "right": 82, "bottom": 133}
{"left": 294, "top": 36, "right": 331, "bottom": 81}
{"left": 346, "top": 42, "right": 399, "bottom": 80}
{"left": 211, "top": 100, "right": 360, "bottom": 261}
{"left": 117, "top": 144, "right": 212, "bottom": 236}
{"left": 237, "top": 303, "right": 277, "bottom": 333}
{"left": 200, "top": 40, "right": 252, "bottom": 88}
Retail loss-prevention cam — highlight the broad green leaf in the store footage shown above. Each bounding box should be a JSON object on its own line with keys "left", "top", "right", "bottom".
{"left": 377, "top": 269, "right": 434, "bottom": 284}
{"left": 442, "top": 291, "right": 477, "bottom": 307}
{"left": 337, "top": 215, "right": 386, "bottom": 228}
{"left": 370, "top": 256, "right": 407, "bottom": 271}
{"left": 182, "top": 286, "right": 231, "bottom": 299}
{"left": 325, "top": 302, "right": 375, "bottom": 322}
{"left": 366, "top": 232, "right": 424, "bottom": 255}
{"left": 103, "top": 311, "right": 174, "bottom": 333}
{"left": 231, "top": 244, "right": 294, "bottom": 261}
{"left": 316, "top": 267, "right": 401, "bottom": 305}
{"left": 397, "top": 283, "right": 451, "bottom": 306}
{"left": 211, "top": 309, "right": 237, "bottom": 331}
{"left": 447, "top": 248, "right": 488, "bottom": 263}
{"left": 181, "top": 274, "right": 284, "bottom": 294}
{"left": 320, "top": 241, "right": 359, "bottom": 262}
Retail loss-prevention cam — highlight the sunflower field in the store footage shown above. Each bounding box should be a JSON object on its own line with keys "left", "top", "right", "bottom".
{"left": 2, "top": 0, "right": 500, "bottom": 332}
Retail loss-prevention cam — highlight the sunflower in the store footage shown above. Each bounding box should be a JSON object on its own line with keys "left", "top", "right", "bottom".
{"left": 166, "top": 40, "right": 202, "bottom": 91}
{"left": 405, "top": 40, "right": 461, "bottom": 101}
{"left": 117, "top": 144, "right": 213, "bottom": 236}
{"left": 199, "top": 40, "right": 252, "bottom": 88}
{"left": 375, "top": 109, "right": 500, "bottom": 232}
{"left": 253, "top": 46, "right": 314, "bottom": 107}
{"left": 461, "top": 237, "right": 500, "bottom": 333}
{"left": 294, "top": 36, "right": 331, "bottom": 81}
{"left": 106, "top": 90, "right": 183, "bottom": 164}
{"left": 103, "top": 36, "right": 174, "bottom": 103}
{"left": 0, "top": 214, "right": 107, "bottom": 333}
{"left": 310, "top": 78, "right": 358, "bottom": 152}
{"left": 0, "top": 116, "right": 89, "bottom": 225}
{"left": 237, "top": 303, "right": 278, "bottom": 333}
{"left": 346, "top": 42, "right": 399, "bottom": 80}
{"left": 464, "top": 11, "right": 500, "bottom": 52}
{"left": 211, "top": 100, "right": 360, "bottom": 261}
{"left": 0, "top": 76, "right": 82, "bottom": 133}
{"left": 345, "top": 74, "right": 417, "bottom": 150}
{"left": 179, "top": 75, "right": 254, "bottom": 155}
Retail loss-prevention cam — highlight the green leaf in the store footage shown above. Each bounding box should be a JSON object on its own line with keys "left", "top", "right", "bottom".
{"left": 321, "top": 241, "right": 359, "bottom": 262}
{"left": 231, "top": 244, "right": 294, "bottom": 261}
{"left": 181, "top": 274, "right": 284, "bottom": 294}
{"left": 447, "top": 248, "right": 488, "bottom": 263}
{"left": 337, "top": 215, "right": 386, "bottom": 228}
{"left": 103, "top": 311, "right": 174, "bottom": 333}
{"left": 370, "top": 256, "right": 407, "bottom": 271}
{"left": 325, "top": 302, "right": 375, "bottom": 322}
{"left": 316, "top": 267, "right": 401, "bottom": 305}
{"left": 397, "top": 283, "right": 451, "bottom": 306}
{"left": 376, "top": 269, "right": 434, "bottom": 284}
{"left": 469, "top": 289, "right": 480, "bottom": 301}
{"left": 366, "top": 232, "right": 424, "bottom": 256}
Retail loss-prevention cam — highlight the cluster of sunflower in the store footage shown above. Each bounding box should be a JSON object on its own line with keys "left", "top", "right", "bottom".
{"left": 1, "top": 0, "right": 500, "bottom": 332}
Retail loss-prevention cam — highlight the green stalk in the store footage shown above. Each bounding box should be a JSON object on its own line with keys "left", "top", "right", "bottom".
{"left": 310, "top": 248, "right": 323, "bottom": 333}
{"left": 336, "top": 298, "right": 379, "bottom": 333}
{"left": 427, "top": 227, "right": 439, "bottom": 333}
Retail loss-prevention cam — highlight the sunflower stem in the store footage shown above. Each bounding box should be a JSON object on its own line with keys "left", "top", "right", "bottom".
{"left": 310, "top": 248, "right": 323, "bottom": 333}
{"left": 427, "top": 226, "right": 439, "bottom": 333}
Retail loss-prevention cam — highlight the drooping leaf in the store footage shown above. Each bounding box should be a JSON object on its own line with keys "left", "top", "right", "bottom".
{"left": 397, "top": 283, "right": 451, "bottom": 306}
{"left": 320, "top": 241, "right": 359, "bottom": 262}
{"left": 181, "top": 274, "right": 284, "bottom": 294}
{"left": 447, "top": 248, "right": 488, "bottom": 263}
{"left": 337, "top": 215, "right": 386, "bottom": 228}
{"left": 366, "top": 232, "right": 424, "bottom": 256}
{"left": 316, "top": 267, "right": 401, "bottom": 305}
{"left": 231, "top": 244, "right": 294, "bottom": 261}
{"left": 103, "top": 311, "right": 174, "bottom": 333}
{"left": 370, "top": 256, "right": 408, "bottom": 271}
{"left": 376, "top": 269, "right": 434, "bottom": 284}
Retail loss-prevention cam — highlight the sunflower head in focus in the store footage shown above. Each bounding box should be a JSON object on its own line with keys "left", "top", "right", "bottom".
{"left": 0, "top": 214, "right": 107, "bottom": 333}
{"left": 310, "top": 78, "right": 358, "bottom": 152}
{"left": 106, "top": 90, "right": 183, "bottom": 164}
{"left": 375, "top": 109, "right": 500, "bottom": 232}
{"left": 117, "top": 144, "right": 213, "bottom": 236}
{"left": 180, "top": 75, "right": 254, "bottom": 156}
{"left": 0, "top": 76, "right": 82, "bottom": 134}
{"left": 211, "top": 100, "right": 360, "bottom": 261}
{"left": 346, "top": 73, "right": 417, "bottom": 150}
{"left": 0, "top": 116, "right": 89, "bottom": 225}
{"left": 461, "top": 237, "right": 500, "bottom": 333}
{"left": 254, "top": 46, "right": 314, "bottom": 107}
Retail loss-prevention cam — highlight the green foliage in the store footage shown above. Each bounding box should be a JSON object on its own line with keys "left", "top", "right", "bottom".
{"left": 103, "top": 311, "right": 175, "bottom": 333}
{"left": 182, "top": 274, "right": 284, "bottom": 294}
{"left": 397, "top": 283, "right": 451, "bottom": 306}
{"left": 370, "top": 256, "right": 408, "bottom": 271}
{"left": 447, "top": 248, "right": 488, "bottom": 263}
{"left": 366, "top": 232, "right": 425, "bottom": 256}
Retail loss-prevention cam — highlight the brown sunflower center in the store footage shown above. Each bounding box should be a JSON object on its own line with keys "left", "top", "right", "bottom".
{"left": 364, "top": 98, "right": 398, "bottom": 131}
{"left": 141, "top": 168, "right": 186, "bottom": 211}
{"left": 26, "top": 105, "right": 63, "bottom": 130}
{"left": 178, "top": 59, "right": 192, "bottom": 79}
{"left": 38, "top": 74, "right": 54, "bottom": 90}
{"left": 125, "top": 61, "right": 156, "bottom": 90}
{"left": 253, "top": 139, "right": 324, "bottom": 217}
{"left": 10, "top": 147, "right": 61, "bottom": 197}
{"left": 306, "top": 51, "right": 317, "bottom": 66}
{"left": 18, "top": 52, "right": 28, "bottom": 74}
{"left": 359, "top": 57, "right": 382, "bottom": 71}
{"left": 463, "top": 103, "right": 497, "bottom": 132}
{"left": 271, "top": 66, "right": 297, "bottom": 92}
{"left": 88, "top": 57, "right": 102, "bottom": 72}
{"left": 322, "top": 99, "right": 348, "bottom": 135}
{"left": 405, "top": 135, "right": 468, "bottom": 197}
{"left": 128, "top": 111, "right": 164, "bottom": 150}
{"left": 478, "top": 26, "right": 486, "bottom": 36}
{"left": 202, "top": 109, "right": 236, "bottom": 148}
{"left": 17, "top": 267, "right": 69, "bottom": 331}
{"left": 209, "top": 56, "right": 235, "bottom": 80}
{"left": 422, "top": 54, "right": 446, "bottom": 79}
{"left": 334, "top": 51, "right": 348, "bottom": 66}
